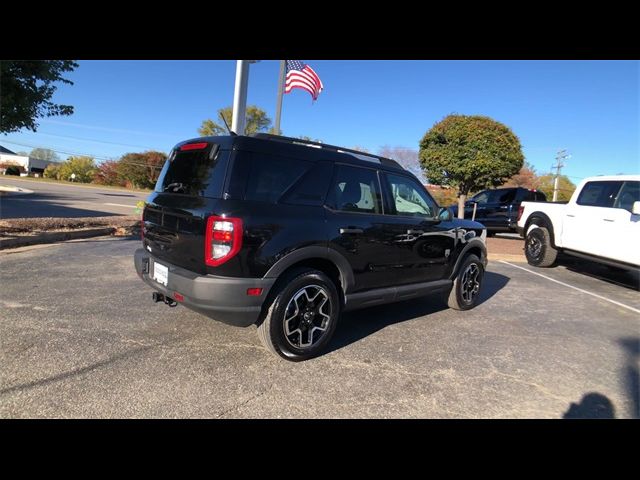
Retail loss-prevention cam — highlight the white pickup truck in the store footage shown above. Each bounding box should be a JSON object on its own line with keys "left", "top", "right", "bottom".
{"left": 517, "top": 175, "right": 639, "bottom": 270}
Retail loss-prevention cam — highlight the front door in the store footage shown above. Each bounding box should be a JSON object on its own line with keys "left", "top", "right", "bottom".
{"left": 380, "top": 172, "right": 456, "bottom": 284}
{"left": 561, "top": 180, "right": 624, "bottom": 257}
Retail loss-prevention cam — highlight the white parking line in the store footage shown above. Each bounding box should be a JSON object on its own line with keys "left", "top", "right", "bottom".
{"left": 499, "top": 260, "right": 640, "bottom": 315}
{"left": 104, "top": 203, "right": 137, "bottom": 208}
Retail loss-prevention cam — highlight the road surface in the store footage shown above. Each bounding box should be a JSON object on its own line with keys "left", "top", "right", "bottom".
{"left": 0, "top": 177, "right": 150, "bottom": 218}
{"left": 1, "top": 237, "right": 637, "bottom": 418}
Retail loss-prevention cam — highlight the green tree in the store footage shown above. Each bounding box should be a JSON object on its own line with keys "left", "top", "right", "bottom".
{"left": 419, "top": 114, "right": 524, "bottom": 218}
{"left": 116, "top": 151, "right": 167, "bottom": 189}
{"left": 0, "top": 60, "right": 78, "bottom": 133}
{"left": 537, "top": 174, "right": 576, "bottom": 202}
{"left": 29, "top": 148, "right": 60, "bottom": 162}
{"left": 297, "top": 135, "right": 322, "bottom": 143}
{"left": 198, "top": 105, "right": 271, "bottom": 136}
{"left": 58, "top": 156, "right": 96, "bottom": 183}
{"left": 43, "top": 163, "right": 61, "bottom": 179}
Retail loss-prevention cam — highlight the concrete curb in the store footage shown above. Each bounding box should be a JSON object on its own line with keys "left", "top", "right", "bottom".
{"left": 0, "top": 227, "right": 115, "bottom": 250}
{"left": 488, "top": 253, "right": 526, "bottom": 262}
{"left": 0, "top": 185, "right": 34, "bottom": 195}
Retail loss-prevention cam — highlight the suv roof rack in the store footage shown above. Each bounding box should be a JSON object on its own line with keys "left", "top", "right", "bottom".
{"left": 251, "top": 133, "right": 403, "bottom": 169}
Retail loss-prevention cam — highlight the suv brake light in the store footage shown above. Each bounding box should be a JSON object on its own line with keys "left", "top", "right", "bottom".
{"left": 205, "top": 216, "right": 243, "bottom": 267}
{"left": 517, "top": 205, "right": 525, "bottom": 222}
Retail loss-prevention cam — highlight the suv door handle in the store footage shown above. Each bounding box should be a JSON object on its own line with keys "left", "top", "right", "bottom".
{"left": 603, "top": 218, "right": 614, "bottom": 222}
{"left": 407, "top": 229, "right": 424, "bottom": 235}
{"left": 340, "top": 228, "right": 363, "bottom": 234}
{"left": 566, "top": 214, "right": 575, "bottom": 218}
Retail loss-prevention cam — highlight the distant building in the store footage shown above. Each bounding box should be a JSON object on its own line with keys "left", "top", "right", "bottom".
{"left": 0, "top": 145, "right": 57, "bottom": 175}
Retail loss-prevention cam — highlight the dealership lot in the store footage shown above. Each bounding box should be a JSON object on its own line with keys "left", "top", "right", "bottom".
{"left": 0, "top": 237, "right": 638, "bottom": 418}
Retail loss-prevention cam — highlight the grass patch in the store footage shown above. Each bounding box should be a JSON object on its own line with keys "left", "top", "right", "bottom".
{"left": 0, "top": 216, "right": 139, "bottom": 235}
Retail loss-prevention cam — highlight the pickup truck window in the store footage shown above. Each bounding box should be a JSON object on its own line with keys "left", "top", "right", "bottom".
{"left": 613, "top": 181, "right": 640, "bottom": 212}
{"left": 576, "top": 181, "right": 623, "bottom": 208}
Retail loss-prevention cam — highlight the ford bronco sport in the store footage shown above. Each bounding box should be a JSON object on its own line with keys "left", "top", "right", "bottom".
{"left": 134, "top": 134, "right": 487, "bottom": 361}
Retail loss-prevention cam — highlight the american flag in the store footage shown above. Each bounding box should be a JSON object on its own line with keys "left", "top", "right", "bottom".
{"left": 285, "top": 60, "right": 324, "bottom": 101}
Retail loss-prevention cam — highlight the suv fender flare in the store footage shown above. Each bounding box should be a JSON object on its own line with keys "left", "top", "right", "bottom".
{"left": 263, "top": 246, "right": 355, "bottom": 293}
{"left": 524, "top": 212, "right": 556, "bottom": 247}
{"left": 449, "top": 238, "right": 487, "bottom": 280}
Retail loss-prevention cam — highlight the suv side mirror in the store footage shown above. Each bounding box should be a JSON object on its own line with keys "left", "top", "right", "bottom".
{"left": 438, "top": 207, "right": 453, "bottom": 221}
{"left": 632, "top": 201, "right": 640, "bottom": 215}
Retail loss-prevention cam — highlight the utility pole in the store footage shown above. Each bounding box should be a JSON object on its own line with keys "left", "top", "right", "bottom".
{"left": 552, "top": 149, "right": 570, "bottom": 201}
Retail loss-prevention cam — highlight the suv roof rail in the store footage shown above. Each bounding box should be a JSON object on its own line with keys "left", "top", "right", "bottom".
{"left": 251, "top": 133, "right": 403, "bottom": 169}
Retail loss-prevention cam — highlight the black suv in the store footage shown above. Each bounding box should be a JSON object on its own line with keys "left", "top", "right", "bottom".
{"left": 450, "top": 187, "right": 546, "bottom": 235}
{"left": 134, "top": 134, "right": 487, "bottom": 361}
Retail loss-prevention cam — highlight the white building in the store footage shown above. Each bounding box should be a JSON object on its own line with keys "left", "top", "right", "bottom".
{"left": 0, "top": 145, "right": 57, "bottom": 175}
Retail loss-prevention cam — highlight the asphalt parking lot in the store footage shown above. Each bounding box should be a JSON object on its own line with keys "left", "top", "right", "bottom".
{"left": 0, "top": 237, "right": 638, "bottom": 418}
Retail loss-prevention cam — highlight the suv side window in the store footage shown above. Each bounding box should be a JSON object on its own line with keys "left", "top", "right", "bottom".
{"left": 281, "top": 161, "right": 333, "bottom": 206}
{"left": 384, "top": 173, "right": 437, "bottom": 217}
{"left": 613, "top": 181, "right": 640, "bottom": 212}
{"left": 227, "top": 151, "right": 312, "bottom": 203}
{"left": 576, "top": 181, "right": 624, "bottom": 208}
{"left": 326, "top": 165, "right": 382, "bottom": 214}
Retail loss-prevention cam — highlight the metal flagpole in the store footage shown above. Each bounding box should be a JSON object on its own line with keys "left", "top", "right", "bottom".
{"left": 232, "top": 60, "right": 250, "bottom": 135}
{"left": 274, "top": 60, "right": 286, "bottom": 135}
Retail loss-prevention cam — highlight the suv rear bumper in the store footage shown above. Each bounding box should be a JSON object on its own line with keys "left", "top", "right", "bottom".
{"left": 134, "top": 248, "right": 275, "bottom": 327}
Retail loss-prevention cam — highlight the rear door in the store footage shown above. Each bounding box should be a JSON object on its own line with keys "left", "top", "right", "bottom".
{"left": 483, "top": 188, "right": 517, "bottom": 229}
{"left": 325, "top": 164, "right": 398, "bottom": 291}
{"left": 609, "top": 180, "right": 640, "bottom": 266}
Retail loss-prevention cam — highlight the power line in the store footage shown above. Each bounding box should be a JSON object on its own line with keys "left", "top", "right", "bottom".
{"left": 0, "top": 139, "right": 165, "bottom": 169}
{"left": 21, "top": 131, "right": 160, "bottom": 150}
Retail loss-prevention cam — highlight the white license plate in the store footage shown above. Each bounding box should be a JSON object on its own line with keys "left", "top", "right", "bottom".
{"left": 153, "top": 262, "right": 168, "bottom": 286}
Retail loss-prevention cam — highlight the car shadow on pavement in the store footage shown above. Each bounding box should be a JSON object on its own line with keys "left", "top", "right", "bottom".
{"left": 327, "top": 271, "right": 510, "bottom": 354}
{"left": 618, "top": 337, "right": 639, "bottom": 419}
{"left": 560, "top": 256, "right": 640, "bottom": 291}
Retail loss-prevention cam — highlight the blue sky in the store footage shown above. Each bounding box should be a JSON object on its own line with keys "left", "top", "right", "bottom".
{"left": 2, "top": 60, "right": 638, "bottom": 182}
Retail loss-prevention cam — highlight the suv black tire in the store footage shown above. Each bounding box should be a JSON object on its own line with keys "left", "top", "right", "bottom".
{"left": 447, "top": 254, "right": 484, "bottom": 310}
{"left": 525, "top": 226, "right": 557, "bottom": 267}
{"left": 257, "top": 268, "right": 340, "bottom": 361}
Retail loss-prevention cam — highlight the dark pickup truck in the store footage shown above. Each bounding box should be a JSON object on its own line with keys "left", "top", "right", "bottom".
{"left": 450, "top": 187, "right": 547, "bottom": 235}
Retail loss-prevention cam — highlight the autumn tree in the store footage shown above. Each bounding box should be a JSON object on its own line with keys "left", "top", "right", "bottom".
{"left": 419, "top": 114, "right": 524, "bottom": 218}
{"left": 502, "top": 161, "right": 539, "bottom": 189}
{"left": 198, "top": 105, "right": 271, "bottom": 136}
{"left": 93, "top": 160, "right": 126, "bottom": 186}
{"left": 0, "top": 60, "right": 78, "bottom": 133}
{"left": 116, "top": 151, "right": 167, "bottom": 189}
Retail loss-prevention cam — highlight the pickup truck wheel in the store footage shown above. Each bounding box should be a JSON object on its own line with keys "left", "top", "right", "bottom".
{"left": 525, "top": 226, "right": 558, "bottom": 267}
{"left": 257, "top": 269, "right": 340, "bottom": 362}
{"left": 447, "top": 254, "right": 484, "bottom": 310}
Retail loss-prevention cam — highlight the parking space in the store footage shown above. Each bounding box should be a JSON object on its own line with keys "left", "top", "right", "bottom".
{"left": 0, "top": 238, "right": 638, "bottom": 418}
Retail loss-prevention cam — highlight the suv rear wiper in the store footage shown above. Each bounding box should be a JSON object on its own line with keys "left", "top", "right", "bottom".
{"left": 164, "top": 182, "right": 187, "bottom": 193}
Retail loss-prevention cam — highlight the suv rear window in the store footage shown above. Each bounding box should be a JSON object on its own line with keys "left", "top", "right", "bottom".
{"left": 472, "top": 189, "right": 517, "bottom": 205}
{"left": 154, "top": 143, "right": 228, "bottom": 197}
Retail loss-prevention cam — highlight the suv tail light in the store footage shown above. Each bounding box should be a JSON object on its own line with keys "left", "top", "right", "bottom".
{"left": 205, "top": 216, "right": 243, "bottom": 267}
{"left": 517, "top": 205, "right": 524, "bottom": 222}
